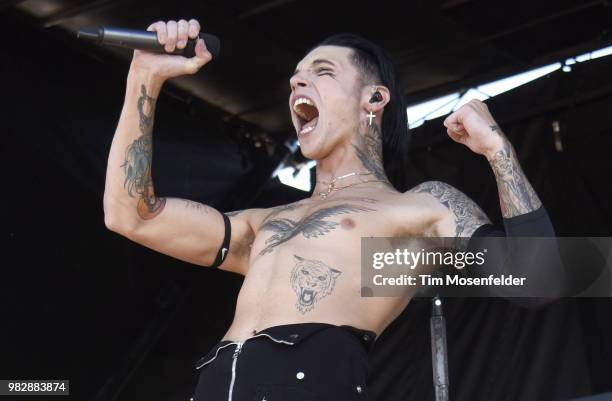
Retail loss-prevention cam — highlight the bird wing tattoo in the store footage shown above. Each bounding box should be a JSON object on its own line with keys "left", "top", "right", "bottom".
{"left": 258, "top": 204, "right": 375, "bottom": 255}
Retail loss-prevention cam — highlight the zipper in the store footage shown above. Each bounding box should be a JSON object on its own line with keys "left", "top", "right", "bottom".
{"left": 226, "top": 334, "right": 294, "bottom": 401}
{"left": 197, "top": 333, "right": 296, "bottom": 400}
{"left": 227, "top": 342, "right": 244, "bottom": 401}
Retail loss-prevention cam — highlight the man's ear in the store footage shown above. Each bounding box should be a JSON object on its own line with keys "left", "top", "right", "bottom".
{"left": 361, "top": 85, "right": 390, "bottom": 113}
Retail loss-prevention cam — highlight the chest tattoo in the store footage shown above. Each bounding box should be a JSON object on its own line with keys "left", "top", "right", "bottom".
{"left": 258, "top": 204, "right": 375, "bottom": 255}
{"left": 290, "top": 255, "right": 341, "bottom": 314}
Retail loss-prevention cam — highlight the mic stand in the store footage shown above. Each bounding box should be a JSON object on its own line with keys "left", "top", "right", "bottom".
{"left": 431, "top": 295, "right": 450, "bottom": 401}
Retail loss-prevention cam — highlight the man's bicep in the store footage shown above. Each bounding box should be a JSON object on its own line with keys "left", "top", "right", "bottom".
{"left": 408, "top": 181, "right": 491, "bottom": 237}
{"left": 127, "top": 198, "right": 252, "bottom": 274}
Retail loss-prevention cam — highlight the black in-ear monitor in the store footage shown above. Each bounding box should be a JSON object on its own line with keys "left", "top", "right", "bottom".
{"left": 369, "top": 91, "right": 383, "bottom": 103}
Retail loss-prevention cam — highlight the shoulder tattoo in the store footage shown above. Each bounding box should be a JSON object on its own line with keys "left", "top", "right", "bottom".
{"left": 409, "top": 181, "right": 491, "bottom": 237}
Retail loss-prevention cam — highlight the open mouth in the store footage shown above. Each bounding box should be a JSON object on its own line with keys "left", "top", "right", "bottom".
{"left": 299, "top": 288, "right": 316, "bottom": 306}
{"left": 293, "top": 97, "right": 319, "bottom": 135}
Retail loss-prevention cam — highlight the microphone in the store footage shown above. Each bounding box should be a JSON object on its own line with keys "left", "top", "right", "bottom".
{"left": 77, "top": 26, "right": 220, "bottom": 59}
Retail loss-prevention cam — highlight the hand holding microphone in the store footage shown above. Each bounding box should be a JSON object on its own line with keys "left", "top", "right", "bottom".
{"left": 78, "top": 19, "right": 217, "bottom": 80}
{"left": 141, "top": 19, "right": 213, "bottom": 79}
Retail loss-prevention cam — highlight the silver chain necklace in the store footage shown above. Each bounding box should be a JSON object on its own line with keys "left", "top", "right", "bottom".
{"left": 315, "top": 171, "right": 380, "bottom": 199}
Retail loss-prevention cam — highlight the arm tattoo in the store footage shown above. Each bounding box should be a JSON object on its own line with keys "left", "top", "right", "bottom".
{"left": 489, "top": 143, "right": 542, "bottom": 217}
{"left": 291, "top": 255, "right": 341, "bottom": 314}
{"left": 410, "top": 181, "right": 491, "bottom": 237}
{"left": 183, "top": 200, "right": 212, "bottom": 213}
{"left": 258, "top": 204, "right": 375, "bottom": 255}
{"left": 352, "top": 123, "right": 389, "bottom": 182}
{"left": 121, "top": 85, "right": 166, "bottom": 220}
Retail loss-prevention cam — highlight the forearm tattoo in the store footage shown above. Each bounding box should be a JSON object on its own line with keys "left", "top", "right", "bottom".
{"left": 291, "top": 255, "right": 341, "bottom": 314}
{"left": 489, "top": 143, "right": 542, "bottom": 218}
{"left": 352, "top": 122, "right": 389, "bottom": 182}
{"left": 121, "top": 85, "right": 166, "bottom": 220}
{"left": 410, "top": 181, "right": 491, "bottom": 237}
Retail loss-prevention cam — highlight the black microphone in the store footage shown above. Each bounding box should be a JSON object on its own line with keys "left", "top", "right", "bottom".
{"left": 77, "top": 26, "right": 220, "bottom": 59}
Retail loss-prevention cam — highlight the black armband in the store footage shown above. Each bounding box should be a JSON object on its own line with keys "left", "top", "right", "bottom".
{"left": 208, "top": 213, "right": 231, "bottom": 268}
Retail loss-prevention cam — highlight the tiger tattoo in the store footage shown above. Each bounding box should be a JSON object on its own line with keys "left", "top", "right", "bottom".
{"left": 290, "top": 255, "right": 342, "bottom": 314}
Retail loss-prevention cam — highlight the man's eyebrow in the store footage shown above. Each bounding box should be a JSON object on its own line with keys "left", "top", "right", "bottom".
{"left": 292, "top": 59, "right": 337, "bottom": 77}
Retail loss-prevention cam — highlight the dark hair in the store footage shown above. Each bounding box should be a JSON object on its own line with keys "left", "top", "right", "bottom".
{"left": 314, "top": 33, "right": 410, "bottom": 191}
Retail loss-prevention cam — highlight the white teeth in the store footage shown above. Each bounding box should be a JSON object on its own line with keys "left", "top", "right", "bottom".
{"left": 293, "top": 97, "right": 313, "bottom": 111}
{"left": 293, "top": 97, "right": 317, "bottom": 135}
{"left": 300, "top": 125, "right": 314, "bottom": 134}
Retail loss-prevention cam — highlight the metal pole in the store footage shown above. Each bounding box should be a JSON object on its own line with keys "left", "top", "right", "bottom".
{"left": 431, "top": 295, "right": 450, "bottom": 401}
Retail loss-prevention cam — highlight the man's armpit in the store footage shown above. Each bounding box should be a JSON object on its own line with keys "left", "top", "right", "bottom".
{"left": 408, "top": 181, "right": 491, "bottom": 237}
{"left": 218, "top": 210, "right": 260, "bottom": 274}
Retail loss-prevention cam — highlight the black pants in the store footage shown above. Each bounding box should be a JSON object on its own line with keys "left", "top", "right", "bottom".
{"left": 191, "top": 323, "right": 377, "bottom": 401}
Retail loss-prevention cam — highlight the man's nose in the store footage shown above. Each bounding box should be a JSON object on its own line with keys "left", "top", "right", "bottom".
{"left": 290, "top": 74, "right": 308, "bottom": 91}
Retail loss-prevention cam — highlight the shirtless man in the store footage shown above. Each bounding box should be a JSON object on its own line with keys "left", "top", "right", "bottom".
{"left": 103, "top": 18, "right": 552, "bottom": 401}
